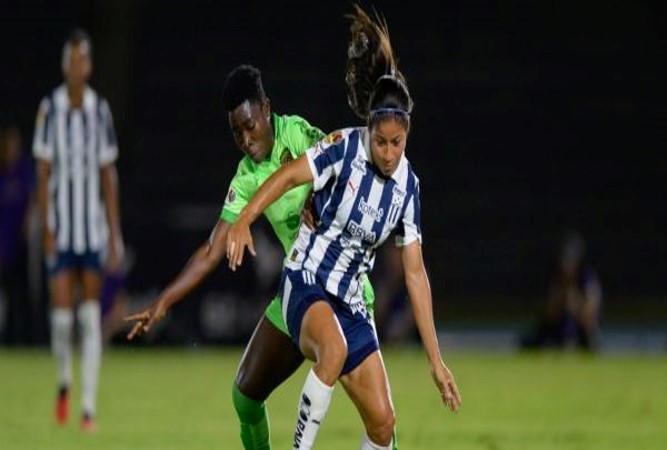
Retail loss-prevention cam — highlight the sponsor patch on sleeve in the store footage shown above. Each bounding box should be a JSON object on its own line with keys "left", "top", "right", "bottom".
{"left": 225, "top": 188, "right": 237, "bottom": 204}
{"left": 323, "top": 130, "right": 343, "bottom": 145}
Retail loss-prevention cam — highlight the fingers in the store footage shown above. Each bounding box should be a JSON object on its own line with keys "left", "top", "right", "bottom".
{"left": 441, "top": 380, "right": 462, "bottom": 412}
{"left": 226, "top": 233, "right": 255, "bottom": 271}
{"left": 126, "top": 321, "right": 145, "bottom": 341}
{"left": 123, "top": 311, "right": 149, "bottom": 322}
{"left": 124, "top": 311, "right": 151, "bottom": 341}
{"left": 226, "top": 240, "right": 235, "bottom": 265}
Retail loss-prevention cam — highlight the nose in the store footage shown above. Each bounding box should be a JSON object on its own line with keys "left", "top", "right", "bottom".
{"left": 242, "top": 132, "right": 252, "bottom": 149}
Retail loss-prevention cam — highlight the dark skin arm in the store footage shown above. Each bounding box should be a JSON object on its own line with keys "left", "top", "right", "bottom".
{"left": 124, "top": 219, "right": 230, "bottom": 339}
{"left": 227, "top": 154, "right": 313, "bottom": 270}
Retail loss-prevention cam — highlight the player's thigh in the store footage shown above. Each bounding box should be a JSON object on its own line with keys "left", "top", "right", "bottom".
{"left": 81, "top": 269, "right": 102, "bottom": 300}
{"left": 298, "top": 300, "right": 347, "bottom": 360}
{"left": 236, "top": 315, "right": 304, "bottom": 402}
{"left": 339, "top": 350, "right": 395, "bottom": 433}
{"left": 49, "top": 270, "right": 76, "bottom": 308}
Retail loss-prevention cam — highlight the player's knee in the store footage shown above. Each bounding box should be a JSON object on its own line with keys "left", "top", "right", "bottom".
{"left": 232, "top": 381, "right": 265, "bottom": 423}
{"left": 366, "top": 405, "right": 395, "bottom": 446}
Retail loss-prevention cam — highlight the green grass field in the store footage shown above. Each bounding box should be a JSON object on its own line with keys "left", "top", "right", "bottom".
{"left": 1, "top": 347, "right": 665, "bottom": 449}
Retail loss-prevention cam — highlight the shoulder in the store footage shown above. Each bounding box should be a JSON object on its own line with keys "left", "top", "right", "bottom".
{"left": 40, "top": 85, "right": 65, "bottom": 109}
{"left": 278, "top": 114, "right": 324, "bottom": 142}
{"left": 322, "top": 127, "right": 360, "bottom": 147}
{"left": 234, "top": 154, "right": 255, "bottom": 175}
{"left": 398, "top": 157, "right": 421, "bottom": 193}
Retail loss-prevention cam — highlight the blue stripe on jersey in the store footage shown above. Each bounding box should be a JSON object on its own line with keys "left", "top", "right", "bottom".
{"left": 396, "top": 171, "right": 416, "bottom": 237}
{"left": 335, "top": 160, "right": 377, "bottom": 300}
{"left": 66, "top": 109, "right": 73, "bottom": 148}
{"left": 369, "top": 178, "right": 396, "bottom": 246}
{"left": 318, "top": 131, "right": 359, "bottom": 230}
{"left": 313, "top": 177, "right": 335, "bottom": 224}
{"left": 82, "top": 109, "right": 90, "bottom": 250}
{"left": 412, "top": 182, "right": 422, "bottom": 235}
{"left": 305, "top": 132, "right": 359, "bottom": 276}
{"left": 42, "top": 99, "right": 53, "bottom": 146}
{"left": 312, "top": 139, "right": 346, "bottom": 176}
{"left": 69, "top": 179, "right": 75, "bottom": 252}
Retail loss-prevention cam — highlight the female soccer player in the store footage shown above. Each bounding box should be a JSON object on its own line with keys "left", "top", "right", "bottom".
{"left": 34, "top": 28, "right": 124, "bottom": 433}
{"left": 226, "top": 34, "right": 462, "bottom": 450}
{"left": 124, "top": 7, "right": 403, "bottom": 448}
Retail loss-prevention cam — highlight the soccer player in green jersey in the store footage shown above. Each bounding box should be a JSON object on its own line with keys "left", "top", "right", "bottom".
{"left": 125, "top": 6, "right": 402, "bottom": 450}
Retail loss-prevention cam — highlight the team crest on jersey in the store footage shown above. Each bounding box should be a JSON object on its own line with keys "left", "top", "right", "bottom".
{"left": 226, "top": 188, "right": 236, "bottom": 204}
{"left": 323, "top": 130, "right": 343, "bottom": 145}
{"left": 280, "top": 148, "right": 294, "bottom": 165}
{"left": 388, "top": 186, "right": 405, "bottom": 226}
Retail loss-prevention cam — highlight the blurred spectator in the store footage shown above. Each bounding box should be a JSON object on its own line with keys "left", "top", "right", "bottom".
{"left": 0, "top": 121, "right": 36, "bottom": 345}
{"left": 372, "top": 242, "right": 417, "bottom": 345}
{"left": 520, "top": 231, "right": 603, "bottom": 351}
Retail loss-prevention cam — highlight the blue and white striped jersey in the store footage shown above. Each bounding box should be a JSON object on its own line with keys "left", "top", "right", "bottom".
{"left": 32, "top": 84, "right": 118, "bottom": 254}
{"left": 285, "top": 127, "right": 422, "bottom": 314}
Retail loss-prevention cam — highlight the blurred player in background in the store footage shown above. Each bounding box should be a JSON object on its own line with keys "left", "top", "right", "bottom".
{"left": 32, "top": 28, "right": 124, "bottom": 432}
{"left": 520, "top": 230, "right": 603, "bottom": 351}
{"left": 0, "top": 120, "right": 36, "bottom": 345}
{"left": 225, "top": 6, "right": 461, "bottom": 449}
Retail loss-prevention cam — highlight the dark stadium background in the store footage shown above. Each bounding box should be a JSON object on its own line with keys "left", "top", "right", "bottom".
{"left": 1, "top": 0, "right": 663, "bottom": 342}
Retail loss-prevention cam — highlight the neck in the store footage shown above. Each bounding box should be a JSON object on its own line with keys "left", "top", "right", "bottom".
{"left": 67, "top": 84, "right": 85, "bottom": 108}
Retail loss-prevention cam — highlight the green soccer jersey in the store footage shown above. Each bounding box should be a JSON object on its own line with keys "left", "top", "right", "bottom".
{"left": 220, "top": 113, "right": 324, "bottom": 253}
{"left": 219, "top": 113, "right": 375, "bottom": 336}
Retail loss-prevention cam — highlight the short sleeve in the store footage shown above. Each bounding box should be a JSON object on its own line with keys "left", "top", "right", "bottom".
{"left": 98, "top": 99, "right": 118, "bottom": 166}
{"left": 284, "top": 117, "right": 325, "bottom": 158}
{"left": 395, "top": 183, "right": 423, "bottom": 247}
{"left": 305, "top": 130, "right": 348, "bottom": 191}
{"left": 220, "top": 161, "right": 253, "bottom": 224}
{"left": 32, "top": 97, "right": 54, "bottom": 161}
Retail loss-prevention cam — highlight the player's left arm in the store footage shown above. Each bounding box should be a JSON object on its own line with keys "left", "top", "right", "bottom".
{"left": 101, "top": 163, "right": 124, "bottom": 272}
{"left": 227, "top": 154, "right": 313, "bottom": 270}
{"left": 402, "top": 240, "right": 462, "bottom": 412}
{"left": 99, "top": 100, "right": 124, "bottom": 271}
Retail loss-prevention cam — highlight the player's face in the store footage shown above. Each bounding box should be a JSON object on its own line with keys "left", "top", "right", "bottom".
{"left": 63, "top": 42, "right": 92, "bottom": 89}
{"left": 369, "top": 117, "right": 408, "bottom": 177}
{"left": 228, "top": 100, "right": 274, "bottom": 163}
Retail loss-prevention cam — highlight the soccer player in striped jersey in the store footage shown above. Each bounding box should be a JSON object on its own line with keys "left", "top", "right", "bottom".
{"left": 32, "top": 28, "right": 124, "bottom": 432}
{"left": 124, "top": 64, "right": 384, "bottom": 449}
{"left": 226, "top": 37, "right": 462, "bottom": 450}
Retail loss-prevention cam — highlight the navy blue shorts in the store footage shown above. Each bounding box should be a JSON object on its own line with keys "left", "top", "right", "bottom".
{"left": 279, "top": 268, "right": 379, "bottom": 375}
{"left": 46, "top": 250, "right": 102, "bottom": 275}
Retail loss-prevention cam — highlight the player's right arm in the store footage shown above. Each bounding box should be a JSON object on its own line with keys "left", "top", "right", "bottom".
{"left": 124, "top": 218, "right": 231, "bottom": 340}
{"left": 36, "top": 160, "right": 55, "bottom": 258}
{"left": 33, "top": 97, "right": 55, "bottom": 259}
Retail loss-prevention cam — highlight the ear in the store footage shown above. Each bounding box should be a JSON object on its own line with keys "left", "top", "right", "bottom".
{"left": 262, "top": 98, "right": 271, "bottom": 118}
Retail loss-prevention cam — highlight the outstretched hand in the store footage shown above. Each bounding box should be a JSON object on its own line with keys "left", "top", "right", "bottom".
{"left": 123, "top": 300, "right": 168, "bottom": 340}
{"left": 431, "top": 360, "right": 462, "bottom": 413}
{"left": 226, "top": 218, "right": 256, "bottom": 271}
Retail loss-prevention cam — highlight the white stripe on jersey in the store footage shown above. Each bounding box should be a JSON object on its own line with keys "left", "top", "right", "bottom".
{"left": 32, "top": 84, "right": 118, "bottom": 254}
{"left": 287, "top": 127, "right": 422, "bottom": 309}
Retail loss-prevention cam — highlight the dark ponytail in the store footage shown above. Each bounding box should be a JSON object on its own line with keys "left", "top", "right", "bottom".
{"left": 345, "top": 4, "right": 409, "bottom": 120}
